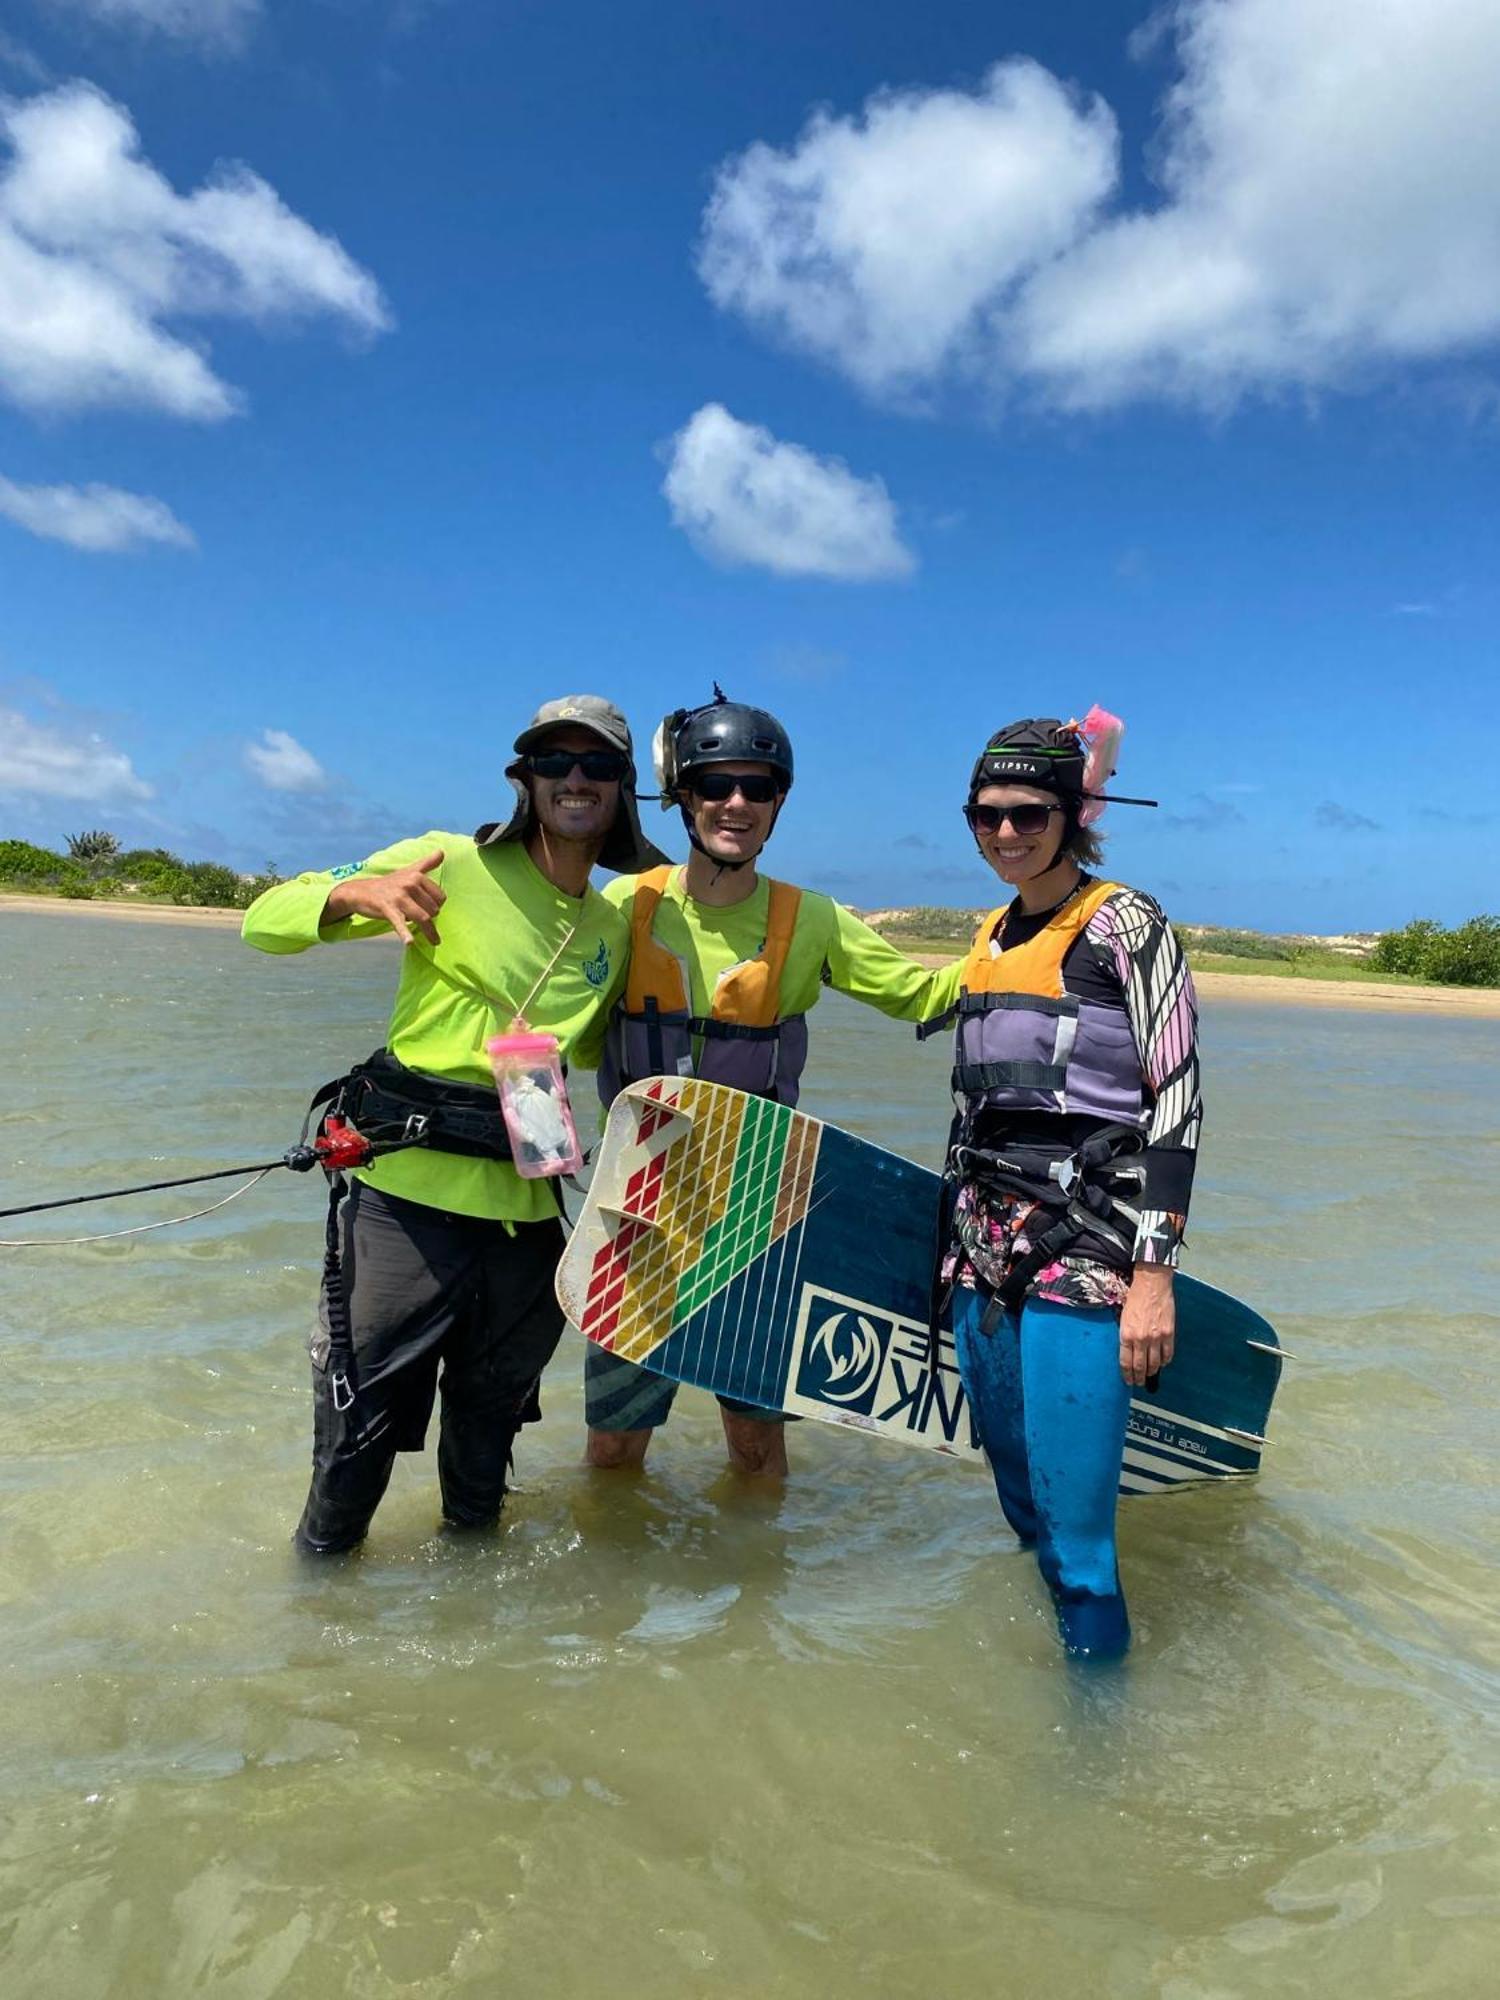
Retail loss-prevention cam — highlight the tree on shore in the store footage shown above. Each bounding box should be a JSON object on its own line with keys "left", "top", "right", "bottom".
{"left": 65, "top": 830, "right": 121, "bottom": 865}
{"left": 1372, "top": 916, "right": 1500, "bottom": 987}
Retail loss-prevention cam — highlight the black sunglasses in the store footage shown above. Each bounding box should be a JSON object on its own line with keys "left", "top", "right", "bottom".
{"left": 526, "top": 748, "right": 629, "bottom": 782}
{"left": 964, "top": 800, "right": 1065, "bottom": 836}
{"left": 690, "top": 771, "right": 781, "bottom": 804}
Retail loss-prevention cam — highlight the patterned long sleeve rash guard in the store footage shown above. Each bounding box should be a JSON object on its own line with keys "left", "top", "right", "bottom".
{"left": 952, "top": 884, "right": 1203, "bottom": 1311}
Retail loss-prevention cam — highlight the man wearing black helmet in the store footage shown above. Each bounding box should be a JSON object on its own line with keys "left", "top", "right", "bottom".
{"left": 583, "top": 689, "right": 963, "bottom": 1477}
{"left": 243, "top": 696, "right": 668, "bottom": 1552}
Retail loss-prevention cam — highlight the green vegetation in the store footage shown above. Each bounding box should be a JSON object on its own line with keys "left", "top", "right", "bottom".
{"left": 860, "top": 905, "right": 980, "bottom": 959}
{"left": 65, "top": 829, "right": 120, "bottom": 865}
{"left": 872, "top": 904, "right": 984, "bottom": 943}
{"left": 1189, "top": 951, "right": 1417, "bottom": 984}
{"left": 1175, "top": 925, "right": 1295, "bottom": 962}
{"left": 1176, "top": 925, "right": 1400, "bottom": 981}
{"left": 0, "top": 835, "right": 281, "bottom": 910}
{"left": 1371, "top": 916, "right": 1500, "bottom": 988}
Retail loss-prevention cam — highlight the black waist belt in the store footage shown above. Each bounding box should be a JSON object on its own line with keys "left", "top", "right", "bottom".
{"left": 942, "top": 1124, "right": 1146, "bottom": 1324}
{"left": 626, "top": 1001, "right": 781, "bottom": 1043}
{"left": 954, "top": 1059, "right": 1069, "bottom": 1094}
{"left": 312, "top": 1048, "right": 513, "bottom": 1162}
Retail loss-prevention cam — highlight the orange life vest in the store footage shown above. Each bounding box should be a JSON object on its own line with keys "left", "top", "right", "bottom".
{"left": 622, "top": 866, "right": 801, "bottom": 1027}
{"left": 959, "top": 879, "right": 1122, "bottom": 998}
{"left": 600, "top": 868, "right": 812, "bottom": 1107}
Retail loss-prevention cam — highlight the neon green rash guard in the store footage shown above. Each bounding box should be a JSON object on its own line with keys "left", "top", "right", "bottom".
{"left": 601, "top": 867, "right": 963, "bottom": 1040}
{"left": 242, "top": 834, "right": 630, "bottom": 1223}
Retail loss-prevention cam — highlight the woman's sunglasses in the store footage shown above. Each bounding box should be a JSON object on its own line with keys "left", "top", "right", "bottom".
{"left": 964, "top": 801, "right": 1064, "bottom": 836}
{"left": 525, "top": 748, "right": 630, "bottom": 782}
{"left": 690, "top": 771, "right": 781, "bottom": 804}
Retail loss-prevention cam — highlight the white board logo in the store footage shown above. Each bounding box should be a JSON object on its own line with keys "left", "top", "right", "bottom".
{"left": 807, "top": 1311, "right": 884, "bottom": 1403}
{"left": 786, "top": 1284, "right": 982, "bottom": 1459}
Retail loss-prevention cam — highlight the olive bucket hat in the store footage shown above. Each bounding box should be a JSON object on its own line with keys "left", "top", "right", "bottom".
{"left": 475, "top": 694, "right": 670, "bottom": 873}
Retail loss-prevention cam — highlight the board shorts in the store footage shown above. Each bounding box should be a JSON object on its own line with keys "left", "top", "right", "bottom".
{"left": 583, "top": 1344, "right": 792, "bottom": 1431}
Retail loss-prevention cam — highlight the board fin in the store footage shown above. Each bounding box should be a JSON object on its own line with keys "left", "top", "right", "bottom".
{"left": 595, "top": 1202, "right": 666, "bottom": 1230}
{"left": 629, "top": 1082, "right": 697, "bottom": 1127}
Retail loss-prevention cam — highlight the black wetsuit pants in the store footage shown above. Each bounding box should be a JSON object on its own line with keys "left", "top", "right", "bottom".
{"left": 295, "top": 1181, "right": 566, "bottom": 1554}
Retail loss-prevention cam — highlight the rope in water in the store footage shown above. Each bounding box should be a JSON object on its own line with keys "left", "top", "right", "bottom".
{"left": 0, "top": 1159, "right": 294, "bottom": 1223}
{"left": 0, "top": 1170, "right": 276, "bottom": 1249}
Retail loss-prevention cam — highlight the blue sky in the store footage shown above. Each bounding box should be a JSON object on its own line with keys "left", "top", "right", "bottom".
{"left": 1, "top": 0, "right": 1496, "bottom": 931}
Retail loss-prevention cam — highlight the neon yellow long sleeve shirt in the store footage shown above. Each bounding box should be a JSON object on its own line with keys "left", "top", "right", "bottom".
{"left": 243, "top": 834, "right": 629, "bottom": 1221}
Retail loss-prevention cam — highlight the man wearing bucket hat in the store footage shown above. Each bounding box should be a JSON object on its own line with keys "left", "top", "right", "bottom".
{"left": 243, "top": 696, "right": 667, "bottom": 1554}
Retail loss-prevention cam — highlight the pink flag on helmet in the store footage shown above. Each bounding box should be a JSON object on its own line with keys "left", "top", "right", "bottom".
{"left": 1074, "top": 705, "right": 1124, "bottom": 827}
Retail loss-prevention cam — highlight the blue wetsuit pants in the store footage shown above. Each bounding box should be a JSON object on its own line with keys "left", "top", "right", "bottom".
{"left": 952, "top": 1287, "right": 1131, "bottom": 1660}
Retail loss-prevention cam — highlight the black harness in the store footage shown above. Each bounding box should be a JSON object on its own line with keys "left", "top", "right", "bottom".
{"left": 303, "top": 1048, "right": 514, "bottom": 1163}
{"left": 300, "top": 1049, "right": 516, "bottom": 1413}
{"left": 929, "top": 1120, "right": 1148, "bottom": 1356}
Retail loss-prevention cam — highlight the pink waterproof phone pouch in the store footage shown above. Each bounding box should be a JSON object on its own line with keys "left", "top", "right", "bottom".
{"left": 485, "top": 1030, "right": 583, "bottom": 1179}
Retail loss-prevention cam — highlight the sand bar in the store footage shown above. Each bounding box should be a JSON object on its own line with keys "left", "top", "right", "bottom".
{"left": 4, "top": 892, "right": 1498, "bottom": 1017}
{"left": 901, "top": 942, "right": 1500, "bottom": 1018}
{"left": 1188, "top": 968, "right": 1500, "bottom": 1017}
{"left": 1, "top": 891, "right": 244, "bottom": 929}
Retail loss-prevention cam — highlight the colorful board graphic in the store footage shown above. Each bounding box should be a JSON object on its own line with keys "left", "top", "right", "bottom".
{"left": 557, "top": 1078, "right": 1282, "bottom": 1495}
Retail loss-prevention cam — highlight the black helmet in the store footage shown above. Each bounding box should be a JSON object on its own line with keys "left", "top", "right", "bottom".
{"left": 966, "top": 712, "right": 1157, "bottom": 821}
{"left": 654, "top": 686, "right": 794, "bottom": 799}
{"left": 654, "top": 686, "right": 794, "bottom": 872}
{"left": 968, "top": 717, "right": 1086, "bottom": 803}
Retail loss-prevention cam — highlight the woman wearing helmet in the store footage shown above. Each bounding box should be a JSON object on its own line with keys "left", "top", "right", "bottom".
{"left": 925, "top": 710, "right": 1200, "bottom": 1659}
{"left": 586, "top": 688, "right": 964, "bottom": 1477}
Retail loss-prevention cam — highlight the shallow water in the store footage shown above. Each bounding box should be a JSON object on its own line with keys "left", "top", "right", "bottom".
{"left": 2, "top": 910, "right": 1497, "bottom": 1997}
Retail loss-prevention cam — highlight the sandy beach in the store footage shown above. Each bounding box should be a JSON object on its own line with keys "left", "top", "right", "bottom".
{"left": 900, "top": 937, "right": 1498, "bottom": 1018}
{"left": 4, "top": 891, "right": 1498, "bottom": 1016}
{"left": 1187, "top": 968, "right": 1500, "bottom": 1017}
{"left": 0, "top": 892, "right": 245, "bottom": 929}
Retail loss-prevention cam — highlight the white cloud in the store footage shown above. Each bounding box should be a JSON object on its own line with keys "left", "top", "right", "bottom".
{"left": 701, "top": 0, "right": 1500, "bottom": 412}
{"left": 700, "top": 60, "right": 1116, "bottom": 398}
{"left": 0, "top": 472, "right": 194, "bottom": 551}
{"left": 0, "top": 81, "right": 390, "bottom": 420}
{"left": 244, "top": 728, "right": 327, "bottom": 792}
{"left": 0, "top": 705, "right": 153, "bottom": 799}
{"left": 52, "top": 1, "right": 261, "bottom": 49}
{"left": 661, "top": 403, "right": 915, "bottom": 582}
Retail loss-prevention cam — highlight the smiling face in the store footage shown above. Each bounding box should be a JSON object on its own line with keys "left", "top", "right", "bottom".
{"left": 683, "top": 760, "right": 780, "bottom": 868}
{"left": 526, "top": 725, "right": 623, "bottom": 849}
{"left": 970, "top": 782, "right": 1070, "bottom": 890}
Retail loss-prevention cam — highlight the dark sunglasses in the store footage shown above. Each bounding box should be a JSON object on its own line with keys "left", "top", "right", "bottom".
{"left": 964, "top": 800, "right": 1065, "bottom": 836}
{"left": 526, "top": 748, "right": 629, "bottom": 782}
{"left": 690, "top": 771, "right": 781, "bottom": 804}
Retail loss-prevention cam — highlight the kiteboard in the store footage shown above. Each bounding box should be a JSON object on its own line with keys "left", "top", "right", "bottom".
{"left": 556, "top": 1077, "right": 1281, "bottom": 1496}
